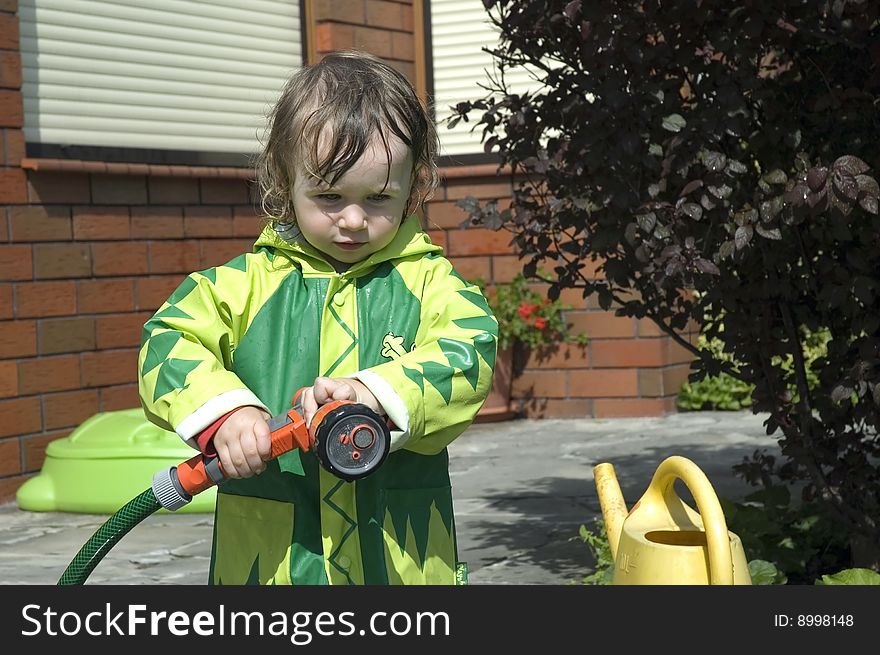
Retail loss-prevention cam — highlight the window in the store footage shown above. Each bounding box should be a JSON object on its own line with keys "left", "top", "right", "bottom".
{"left": 19, "top": 0, "right": 304, "bottom": 166}
{"left": 428, "top": 0, "right": 539, "bottom": 159}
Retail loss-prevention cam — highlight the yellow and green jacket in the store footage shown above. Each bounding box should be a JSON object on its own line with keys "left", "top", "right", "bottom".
{"left": 137, "top": 214, "right": 498, "bottom": 584}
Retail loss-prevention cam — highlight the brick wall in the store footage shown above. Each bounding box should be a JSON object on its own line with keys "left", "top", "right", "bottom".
{"left": 424, "top": 166, "right": 697, "bottom": 420}
{"left": 0, "top": 0, "right": 696, "bottom": 503}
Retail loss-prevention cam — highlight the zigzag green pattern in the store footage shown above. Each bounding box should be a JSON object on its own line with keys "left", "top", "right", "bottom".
{"left": 322, "top": 480, "right": 356, "bottom": 585}
{"left": 438, "top": 338, "right": 480, "bottom": 390}
{"left": 152, "top": 358, "right": 202, "bottom": 402}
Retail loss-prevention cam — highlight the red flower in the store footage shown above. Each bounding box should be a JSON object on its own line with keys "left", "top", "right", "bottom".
{"left": 518, "top": 302, "right": 533, "bottom": 319}
{"left": 534, "top": 317, "right": 547, "bottom": 329}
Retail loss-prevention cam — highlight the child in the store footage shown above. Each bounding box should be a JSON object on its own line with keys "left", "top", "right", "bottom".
{"left": 137, "top": 50, "right": 498, "bottom": 585}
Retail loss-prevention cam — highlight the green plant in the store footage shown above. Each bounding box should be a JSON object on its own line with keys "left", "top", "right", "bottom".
{"left": 473, "top": 272, "right": 588, "bottom": 350}
{"left": 454, "top": 0, "right": 880, "bottom": 566}
{"left": 575, "top": 519, "right": 614, "bottom": 585}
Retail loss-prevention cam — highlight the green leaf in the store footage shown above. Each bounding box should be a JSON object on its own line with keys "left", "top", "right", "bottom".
{"left": 662, "top": 113, "right": 686, "bottom": 132}
{"left": 748, "top": 559, "right": 787, "bottom": 585}
{"left": 816, "top": 568, "right": 880, "bottom": 585}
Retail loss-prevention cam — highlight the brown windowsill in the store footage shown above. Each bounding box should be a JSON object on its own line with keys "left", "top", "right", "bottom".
{"left": 19, "top": 157, "right": 514, "bottom": 180}
{"left": 20, "top": 158, "right": 254, "bottom": 179}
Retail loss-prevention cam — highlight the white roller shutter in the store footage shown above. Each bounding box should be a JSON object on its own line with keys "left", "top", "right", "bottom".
{"left": 20, "top": 0, "right": 303, "bottom": 155}
{"left": 430, "top": 0, "right": 541, "bottom": 157}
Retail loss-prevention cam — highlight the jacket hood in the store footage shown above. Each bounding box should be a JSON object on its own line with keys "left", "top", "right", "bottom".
{"left": 253, "top": 214, "right": 443, "bottom": 275}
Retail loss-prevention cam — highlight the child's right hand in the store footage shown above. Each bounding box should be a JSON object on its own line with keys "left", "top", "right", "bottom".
{"left": 212, "top": 406, "right": 273, "bottom": 479}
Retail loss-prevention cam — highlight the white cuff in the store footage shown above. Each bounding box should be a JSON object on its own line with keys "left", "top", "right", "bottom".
{"left": 352, "top": 369, "right": 411, "bottom": 451}
{"left": 175, "top": 388, "right": 269, "bottom": 448}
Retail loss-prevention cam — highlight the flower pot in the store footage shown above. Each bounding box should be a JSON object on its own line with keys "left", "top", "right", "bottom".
{"left": 476, "top": 346, "right": 516, "bottom": 422}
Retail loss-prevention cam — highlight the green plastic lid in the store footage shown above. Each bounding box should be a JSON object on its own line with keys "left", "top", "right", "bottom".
{"left": 17, "top": 408, "right": 216, "bottom": 514}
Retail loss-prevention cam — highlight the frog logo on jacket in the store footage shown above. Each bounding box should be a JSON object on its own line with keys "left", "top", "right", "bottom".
{"left": 380, "top": 332, "right": 416, "bottom": 360}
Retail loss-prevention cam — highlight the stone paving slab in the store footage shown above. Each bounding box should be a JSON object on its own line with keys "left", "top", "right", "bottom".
{"left": 0, "top": 411, "right": 778, "bottom": 585}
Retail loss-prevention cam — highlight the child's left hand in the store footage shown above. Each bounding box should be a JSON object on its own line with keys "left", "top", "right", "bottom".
{"left": 300, "top": 377, "right": 385, "bottom": 427}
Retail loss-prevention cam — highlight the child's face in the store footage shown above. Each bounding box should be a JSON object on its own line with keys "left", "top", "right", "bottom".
{"left": 292, "top": 135, "right": 414, "bottom": 272}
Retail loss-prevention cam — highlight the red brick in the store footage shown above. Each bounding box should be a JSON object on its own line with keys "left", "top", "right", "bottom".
{"left": 567, "top": 311, "right": 635, "bottom": 339}
{"left": 637, "top": 317, "right": 665, "bottom": 337}
{"left": 147, "top": 177, "right": 200, "bottom": 205}
{"left": 352, "top": 26, "right": 394, "bottom": 58}
{"left": 366, "top": 0, "right": 403, "bottom": 29}
{"left": 0, "top": 14, "right": 18, "bottom": 49}
{"left": 37, "top": 316, "right": 95, "bottom": 355}
{"left": 0, "top": 167, "right": 26, "bottom": 203}
{"left": 0, "top": 474, "right": 30, "bottom": 504}
{"left": 520, "top": 398, "right": 593, "bottom": 419}
{"left": 445, "top": 180, "right": 512, "bottom": 201}
{"left": 426, "top": 229, "right": 446, "bottom": 251}
{"left": 33, "top": 242, "right": 92, "bottom": 279}
{"left": 8, "top": 205, "right": 72, "bottom": 241}
{"left": 0, "top": 285, "right": 10, "bottom": 320}
{"left": 568, "top": 369, "right": 638, "bottom": 397}
{"left": 663, "top": 364, "right": 691, "bottom": 396}
{"left": 315, "top": 0, "right": 366, "bottom": 22}
{"left": 100, "top": 383, "right": 141, "bottom": 412}
{"left": 590, "top": 338, "right": 666, "bottom": 368}
{"left": 200, "top": 178, "right": 249, "bottom": 204}
{"left": 18, "top": 354, "right": 81, "bottom": 394}
{"left": 4, "top": 127, "right": 24, "bottom": 166}
{"left": 92, "top": 242, "right": 149, "bottom": 276}
{"left": 131, "top": 206, "right": 184, "bottom": 239}
{"left": 0, "top": 89, "right": 22, "bottom": 127}
{"left": 0, "top": 396, "right": 41, "bottom": 438}
{"left": 91, "top": 174, "right": 147, "bottom": 204}
{"left": 183, "top": 206, "right": 233, "bottom": 237}
{"left": 136, "top": 275, "right": 185, "bottom": 311}
{"left": 147, "top": 240, "right": 200, "bottom": 274}
{"left": 199, "top": 239, "right": 251, "bottom": 268}
{"left": 43, "top": 389, "right": 100, "bottom": 430}
{"left": 0, "top": 437, "right": 20, "bottom": 476}
{"left": 425, "top": 200, "right": 470, "bottom": 229}
{"left": 72, "top": 206, "right": 131, "bottom": 240}
{"left": 316, "top": 23, "right": 354, "bottom": 51}
{"left": 27, "top": 171, "right": 90, "bottom": 204}
{"left": 95, "top": 312, "right": 150, "bottom": 349}
{"left": 511, "top": 370, "right": 567, "bottom": 398}
{"left": 15, "top": 280, "right": 77, "bottom": 318}
{"left": 81, "top": 348, "right": 138, "bottom": 387}
{"left": 593, "top": 398, "right": 669, "bottom": 418}
{"left": 22, "top": 431, "right": 69, "bottom": 472}
{"left": 0, "top": 319, "right": 35, "bottom": 357}
{"left": 523, "top": 343, "right": 588, "bottom": 369}
{"left": 0, "top": 359, "right": 16, "bottom": 397}
{"left": 77, "top": 278, "right": 135, "bottom": 314}
{"left": 0, "top": 51, "right": 21, "bottom": 90}
{"left": 391, "top": 32, "right": 414, "bottom": 60}
{"left": 449, "top": 256, "right": 490, "bottom": 283}
{"left": 665, "top": 336, "right": 698, "bottom": 366}
{"left": 491, "top": 255, "right": 525, "bottom": 284}
{"left": 0, "top": 244, "right": 31, "bottom": 280}
{"left": 233, "top": 206, "right": 265, "bottom": 238}
{"left": 447, "top": 228, "right": 515, "bottom": 256}
{"left": 637, "top": 368, "right": 664, "bottom": 397}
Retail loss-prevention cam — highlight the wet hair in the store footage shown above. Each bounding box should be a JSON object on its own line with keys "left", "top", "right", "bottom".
{"left": 256, "top": 50, "right": 439, "bottom": 227}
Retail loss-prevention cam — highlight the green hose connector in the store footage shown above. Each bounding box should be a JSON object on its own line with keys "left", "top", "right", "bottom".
{"left": 58, "top": 488, "right": 161, "bottom": 585}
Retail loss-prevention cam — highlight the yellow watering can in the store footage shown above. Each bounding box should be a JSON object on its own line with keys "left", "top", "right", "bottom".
{"left": 593, "top": 455, "right": 752, "bottom": 585}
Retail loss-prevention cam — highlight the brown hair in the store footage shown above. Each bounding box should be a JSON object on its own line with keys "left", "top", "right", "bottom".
{"left": 256, "top": 50, "right": 439, "bottom": 226}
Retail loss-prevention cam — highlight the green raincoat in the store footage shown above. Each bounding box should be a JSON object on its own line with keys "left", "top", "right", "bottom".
{"left": 137, "top": 215, "right": 498, "bottom": 584}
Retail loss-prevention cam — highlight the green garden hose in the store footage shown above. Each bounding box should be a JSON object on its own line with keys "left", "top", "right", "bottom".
{"left": 58, "top": 488, "right": 161, "bottom": 585}
{"left": 56, "top": 395, "right": 390, "bottom": 585}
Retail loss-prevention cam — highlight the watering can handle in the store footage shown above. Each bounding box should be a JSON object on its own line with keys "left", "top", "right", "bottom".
{"left": 648, "top": 456, "right": 735, "bottom": 585}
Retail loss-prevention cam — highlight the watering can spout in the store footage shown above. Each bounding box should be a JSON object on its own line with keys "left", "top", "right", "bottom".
{"left": 593, "top": 462, "right": 628, "bottom": 560}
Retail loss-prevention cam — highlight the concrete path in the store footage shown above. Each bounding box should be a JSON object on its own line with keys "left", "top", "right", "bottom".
{"left": 0, "top": 411, "right": 778, "bottom": 585}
